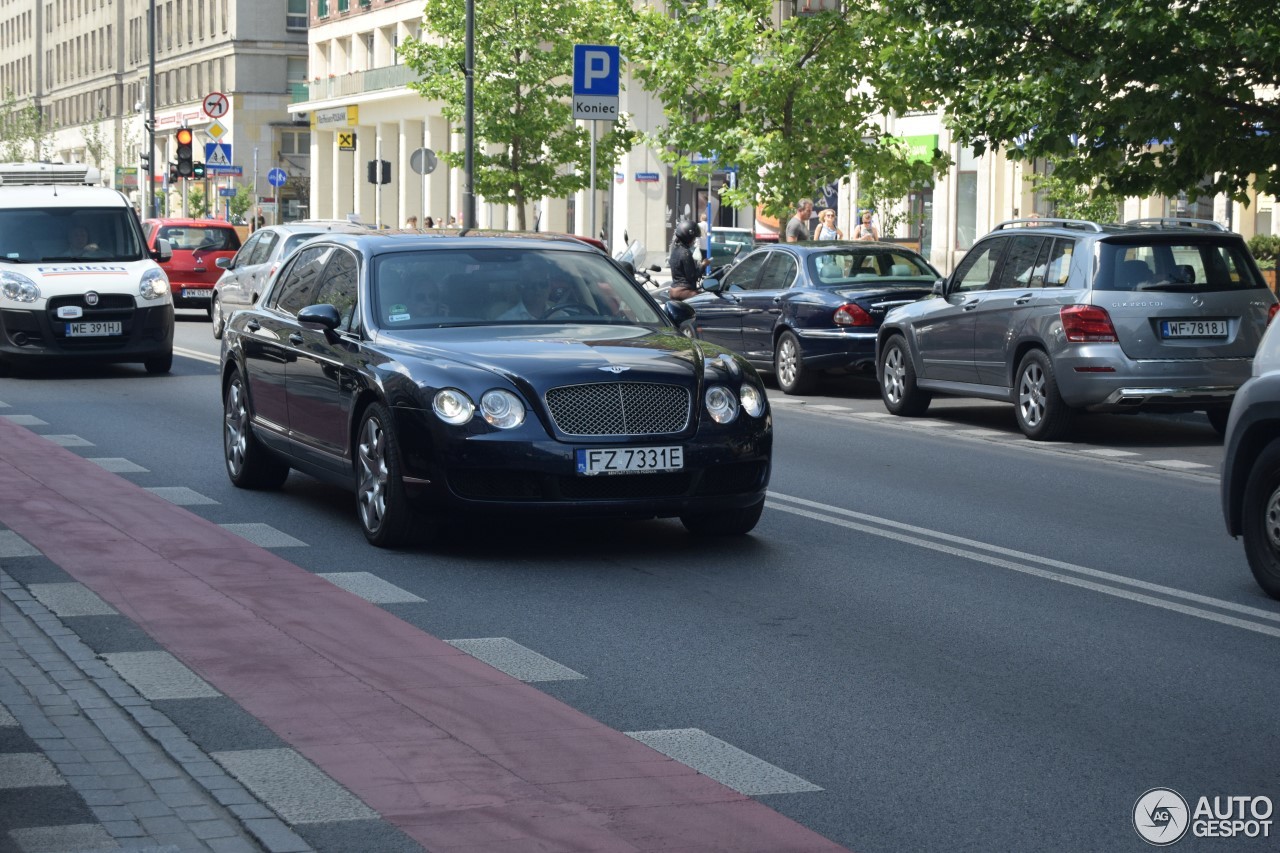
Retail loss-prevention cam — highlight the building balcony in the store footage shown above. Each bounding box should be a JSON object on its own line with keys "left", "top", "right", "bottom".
{"left": 302, "top": 65, "right": 417, "bottom": 103}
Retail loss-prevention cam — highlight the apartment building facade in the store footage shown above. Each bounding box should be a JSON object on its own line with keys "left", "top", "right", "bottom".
{"left": 0, "top": 0, "right": 308, "bottom": 220}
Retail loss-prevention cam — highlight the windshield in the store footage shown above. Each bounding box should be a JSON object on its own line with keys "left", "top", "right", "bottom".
{"left": 806, "top": 249, "right": 936, "bottom": 285}
{"left": 0, "top": 207, "right": 148, "bottom": 263}
{"left": 374, "top": 248, "right": 666, "bottom": 329}
{"left": 156, "top": 225, "right": 240, "bottom": 252}
{"left": 1097, "top": 238, "right": 1266, "bottom": 292}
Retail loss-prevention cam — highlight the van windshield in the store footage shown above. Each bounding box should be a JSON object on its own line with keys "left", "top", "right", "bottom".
{"left": 0, "top": 207, "right": 148, "bottom": 263}
{"left": 1097, "top": 237, "right": 1266, "bottom": 293}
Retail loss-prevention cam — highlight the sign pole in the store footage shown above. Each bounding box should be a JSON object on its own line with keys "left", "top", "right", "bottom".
{"left": 589, "top": 123, "right": 597, "bottom": 242}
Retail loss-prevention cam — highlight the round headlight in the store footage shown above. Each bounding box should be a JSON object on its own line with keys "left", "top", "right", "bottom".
{"left": 480, "top": 389, "right": 526, "bottom": 429}
{"left": 740, "top": 383, "right": 765, "bottom": 417}
{"left": 139, "top": 268, "right": 169, "bottom": 301}
{"left": 432, "top": 388, "right": 475, "bottom": 425}
{"left": 705, "top": 384, "right": 739, "bottom": 424}
{"left": 1, "top": 271, "right": 40, "bottom": 303}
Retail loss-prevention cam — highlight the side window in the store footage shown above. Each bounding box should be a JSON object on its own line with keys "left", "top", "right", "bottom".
{"left": 249, "top": 232, "right": 278, "bottom": 266}
{"left": 755, "top": 253, "right": 798, "bottom": 290}
{"left": 993, "top": 235, "right": 1045, "bottom": 289}
{"left": 721, "top": 252, "right": 768, "bottom": 292}
{"left": 1042, "top": 239, "right": 1075, "bottom": 288}
{"left": 952, "top": 240, "right": 1004, "bottom": 293}
{"left": 313, "top": 249, "right": 360, "bottom": 332}
{"left": 233, "top": 232, "right": 262, "bottom": 266}
{"left": 271, "top": 245, "right": 333, "bottom": 315}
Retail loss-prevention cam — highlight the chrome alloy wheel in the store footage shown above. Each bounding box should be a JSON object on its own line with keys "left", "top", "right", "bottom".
{"left": 223, "top": 379, "right": 248, "bottom": 477}
{"left": 777, "top": 335, "right": 800, "bottom": 389}
{"left": 356, "top": 415, "right": 390, "bottom": 534}
{"left": 1018, "top": 361, "right": 1048, "bottom": 427}
{"left": 882, "top": 344, "right": 907, "bottom": 405}
{"left": 1266, "top": 484, "right": 1280, "bottom": 552}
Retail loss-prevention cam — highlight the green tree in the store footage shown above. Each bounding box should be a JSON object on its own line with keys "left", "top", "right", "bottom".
{"left": 1028, "top": 159, "right": 1124, "bottom": 224}
{"left": 875, "top": 0, "right": 1280, "bottom": 201}
{"left": 0, "top": 91, "right": 51, "bottom": 161}
{"left": 188, "top": 185, "right": 210, "bottom": 218}
{"left": 82, "top": 119, "right": 110, "bottom": 169}
{"left": 400, "top": 0, "right": 636, "bottom": 230}
{"left": 623, "top": 0, "right": 942, "bottom": 220}
{"left": 229, "top": 186, "right": 253, "bottom": 221}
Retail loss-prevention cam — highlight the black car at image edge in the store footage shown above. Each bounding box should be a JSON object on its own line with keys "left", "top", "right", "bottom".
{"left": 219, "top": 231, "right": 773, "bottom": 547}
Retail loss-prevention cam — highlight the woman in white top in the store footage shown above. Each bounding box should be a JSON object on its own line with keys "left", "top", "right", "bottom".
{"left": 853, "top": 211, "right": 880, "bottom": 241}
{"left": 814, "top": 208, "right": 842, "bottom": 240}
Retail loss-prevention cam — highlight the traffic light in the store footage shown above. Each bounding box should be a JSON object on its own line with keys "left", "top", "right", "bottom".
{"left": 139, "top": 152, "right": 150, "bottom": 171}
{"left": 366, "top": 159, "right": 390, "bottom": 185}
{"left": 192, "top": 162, "right": 206, "bottom": 179}
{"left": 175, "top": 127, "right": 194, "bottom": 177}
{"left": 168, "top": 164, "right": 178, "bottom": 183}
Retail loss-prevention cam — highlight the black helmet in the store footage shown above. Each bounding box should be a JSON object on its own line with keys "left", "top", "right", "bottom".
{"left": 674, "top": 219, "right": 700, "bottom": 246}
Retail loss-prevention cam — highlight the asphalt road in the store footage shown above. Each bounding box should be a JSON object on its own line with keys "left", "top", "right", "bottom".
{"left": 2, "top": 310, "right": 1276, "bottom": 852}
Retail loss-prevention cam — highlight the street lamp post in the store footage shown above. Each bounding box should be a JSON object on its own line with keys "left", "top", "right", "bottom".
{"left": 463, "top": 0, "right": 476, "bottom": 229}
{"left": 147, "top": 0, "right": 157, "bottom": 219}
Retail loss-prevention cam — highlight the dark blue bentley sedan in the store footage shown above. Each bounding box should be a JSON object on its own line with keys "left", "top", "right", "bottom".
{"left": 219, "top": 231, "right": 772, "bottom": 547}
{"left": 689, "top": 241, "right": 939, "bottom": 394}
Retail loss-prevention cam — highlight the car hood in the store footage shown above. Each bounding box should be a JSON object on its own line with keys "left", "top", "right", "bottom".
{"left": 376, "top": 324, "right": 713, "bottom": 387}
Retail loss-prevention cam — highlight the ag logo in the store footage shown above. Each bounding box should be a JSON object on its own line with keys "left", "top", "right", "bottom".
{"left": 1134, "top": 788, "right": 1190, "bottom": 845}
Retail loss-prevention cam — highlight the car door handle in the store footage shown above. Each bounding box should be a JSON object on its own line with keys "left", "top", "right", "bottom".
{"left": 1014, "top": 293, "right": 1035, "bottom": 305}
{"left": 961, "top": 300, "right": 980, "bottom": 311}
{"left": 288, "top": 333, "right": 304, "bottom": 345}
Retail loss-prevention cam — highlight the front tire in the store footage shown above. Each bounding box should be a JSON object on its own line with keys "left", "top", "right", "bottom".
{"left": 355, "top": 402, "right": 429, "bottom": 548}
{"left": 681, "top": 498, "right": 765, "bottom": 536}
{"left": 1014, "top": 350, "right": 1072, "bottom": 441}
{"left": 211, "top": 296, "right": 225, "bottom": 340}
{"left": 144, "top": 352, "right": 173, "bottom": 375}
{"left": 774, "top": 330, "right": 815, "bottom": 395}
{"left": 223, "top": 371, "right": 289, "bottom": 489}
{"left": 879, "top": 335, "right": 931, "bottom": 416}
{"left": 1242, "top": 439, "right": 1280, "bottom": 600}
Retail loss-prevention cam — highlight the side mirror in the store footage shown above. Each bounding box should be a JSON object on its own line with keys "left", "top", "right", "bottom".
{"left": 298, "top": 303, "right": 342, "bottom": 332}
{"left": 701, "top": 277, "right": 723, "bottom": 293}
{"left": 619, "top": 260, "right": 636, "bottom": 277}
{"left": 931, "top": 277, "right": 947, "bottom": 296}
{"left": 152, "top": 238, "right": 173, "bottom": 263}
{"left": 662, "top": 299, "right": 696, "bottom": 326}
{"left": 648, "top": 264, "right": 661, "bottom": 272}
{"left": 215, "top": 257, "right": 233, "bottom": 270}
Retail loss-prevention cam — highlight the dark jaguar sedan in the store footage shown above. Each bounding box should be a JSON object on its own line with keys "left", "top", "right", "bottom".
{"left": 219, "top": 231, "right": 772, "bottom": 547}
{"left": 689, "top": 242, "right": 939, "bottom": 394}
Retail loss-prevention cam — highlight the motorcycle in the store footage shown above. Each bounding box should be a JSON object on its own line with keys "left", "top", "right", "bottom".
{"left": 614, "top": 234, "right": 664, "bottom": 292}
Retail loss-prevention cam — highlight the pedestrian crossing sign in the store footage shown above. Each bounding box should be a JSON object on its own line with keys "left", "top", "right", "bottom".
{"left": 204, "top": 143, "right": 232, "bottom": 167}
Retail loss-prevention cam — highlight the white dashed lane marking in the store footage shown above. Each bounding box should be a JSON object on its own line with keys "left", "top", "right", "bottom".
{"left": 219, "top": 523, "right": 307, "bottom": 548}
{"left": 1079, "top": 448, "right": 1141, "bottom": 458}
{"left": 211, "top": 748, "right": 378, "bottom": 824}
{"left": 1147, "top": 459, "right": 1213, "bottom": 470}
{"left": 1, "top": 414, "right": 48, "bottom": 426}
{"left": 87, "top": 458, "right": 149, "bottom": 473}
{"left": 446, "top": 638, "right": 586, "bottom": 682}
{"left": 145, "top": 486, "right": 219, "bottom": 506}
{"left": 101, "top": 651, "right": 221, "bottom": 700}
{"left": 625, "top": 729, "right": 822, "bottom": 796}
{"left": 319, "top": 572, "right": 425, "bottom": 603}
{"left": 39, "top": 434, "right": 94, "bottom": 447}
{"left": 27, "top": 583, "right": 117, "bottom": 617}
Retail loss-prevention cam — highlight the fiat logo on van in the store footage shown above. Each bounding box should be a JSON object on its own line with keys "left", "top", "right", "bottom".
{"left": 84, "top": 291, "right": 99, "bottom": 306}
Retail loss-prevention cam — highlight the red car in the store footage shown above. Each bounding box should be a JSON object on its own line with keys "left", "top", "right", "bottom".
{"left": 144, "top": 218, "right": 242, "bottom": 313}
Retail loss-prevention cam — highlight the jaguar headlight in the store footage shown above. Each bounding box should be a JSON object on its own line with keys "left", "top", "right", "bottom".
{"left": 432, "top": 388, "right": 475, "bottom": 425}
{"left": 139, "top": 268, "right": 169, "bottom": 301}
{"left": 1, "top": 271, "right": 40, "bottom": 303}
{"left": 739, "top": 383, "right": 765, "bottom": 417}
{"left": 480, "top": 389, "right": 526, "bottom": 429}
{"left": 705, "top": 384, "right": 739, "bottom": 424}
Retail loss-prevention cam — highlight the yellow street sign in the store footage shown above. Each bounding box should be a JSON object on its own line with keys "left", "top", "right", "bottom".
{"left": 338, "top": 132, "right": 357, "bottom": 151}
{"left": 206, "top": 120, "right": 227, "bottom": 140}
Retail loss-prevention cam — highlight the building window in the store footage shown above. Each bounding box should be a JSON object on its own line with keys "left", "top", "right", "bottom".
{"left": 955, "top": 146, "right": 980, "bottom": 250}
{"left": 287, "top": 0, "right": 306, "bottom": 29}
{"left": 318, "top": 0, "right": 328, "bottom": 18}
{"left": 280, "top": 130, "right": 310, "bottom": 156}
{"left": 337, "top": 0, "right": 349, "bottom": 12}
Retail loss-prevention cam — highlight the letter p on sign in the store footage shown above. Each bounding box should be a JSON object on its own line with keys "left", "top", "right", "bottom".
{"left": 573, "top": 45, "right": 620, "bottom": 97}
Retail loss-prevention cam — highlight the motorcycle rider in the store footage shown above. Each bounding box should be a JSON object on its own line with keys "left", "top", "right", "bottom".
{"left": 667, "top": 219, "right": 704, "bottom": 301}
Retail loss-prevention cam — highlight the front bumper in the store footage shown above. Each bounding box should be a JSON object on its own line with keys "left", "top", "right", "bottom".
{"left": 391, "top": 405, "right": 772, "bottom": 518}
{"left": 0, "top": 303, "right": 173, "bottom": 364}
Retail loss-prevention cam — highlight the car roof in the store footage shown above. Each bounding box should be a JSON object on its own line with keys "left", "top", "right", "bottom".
{"left": 148, "top": 218, "right": 238, "bottom": 228}
{"left": 0, "top": 185, "right": 129, "bottom": 208}
{"left": 988, "top": 217, "right": 1239, "bottom": 239}
{"left": 311, "top": 230, "right": 606, "bottom": 255}
{"left": 760, "top": 240, "right": 928, "bottom": 255}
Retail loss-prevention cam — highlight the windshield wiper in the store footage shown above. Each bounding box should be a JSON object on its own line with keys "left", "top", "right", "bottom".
{"left": 1136, "top": 282, "right": 1198, "bottom": 292}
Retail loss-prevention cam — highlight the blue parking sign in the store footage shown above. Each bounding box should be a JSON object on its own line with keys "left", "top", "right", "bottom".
{"left": 573, "top": 45, "right": 619, "bottom": 97}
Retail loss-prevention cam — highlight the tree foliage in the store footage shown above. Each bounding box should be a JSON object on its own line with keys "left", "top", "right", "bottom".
{"left": 875, "top": 0, "right": 1280, "bottom": 201}
{"left": 1028, "top": 159, "right": 1123, "bottom": 224}
{"left": 0, "top": 91, "right": 51, "bottom": 161}
{"left": 622, "top": 0, "right": 941, "bottom": 220}
{"left": 400, "top": 0, "right": 637, "bottom": 229}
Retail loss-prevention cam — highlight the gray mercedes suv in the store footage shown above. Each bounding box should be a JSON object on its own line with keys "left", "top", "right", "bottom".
{"left": 877, "top": 218, "right": 1278, "bottom": 440}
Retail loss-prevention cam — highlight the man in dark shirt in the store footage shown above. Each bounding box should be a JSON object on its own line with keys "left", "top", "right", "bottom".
{"left": 785, "top": 199, "right": 814, "bottom": 242}
{"left": 668, "top": 219, "right": 703, "bottom": 301}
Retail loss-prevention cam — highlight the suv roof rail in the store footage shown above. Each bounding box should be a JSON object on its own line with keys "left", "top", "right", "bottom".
{"left": 1123, "top": 217, "right": 1228, "bottom": 232}
{"left": 992, "top": 217, "right": 1104, "bottom": 232}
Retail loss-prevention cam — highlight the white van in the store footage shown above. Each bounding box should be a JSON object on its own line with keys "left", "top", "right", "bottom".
{"left": 0, "top": 164, "right": 175, "bottom": 374}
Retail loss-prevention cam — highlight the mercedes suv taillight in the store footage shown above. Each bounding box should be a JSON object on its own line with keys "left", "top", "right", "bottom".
{"left": 1061, "top": 305, "right": 1118, "bottom": 342}
{"left": 834, "top": 303, "right": 874, "bottom": 326}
